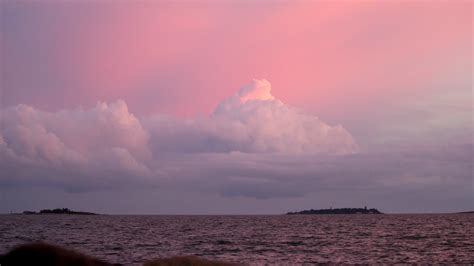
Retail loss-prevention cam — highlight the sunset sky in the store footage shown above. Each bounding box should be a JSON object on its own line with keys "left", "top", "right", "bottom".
{"left": 0, "top": 1, "right": 472, "bottom": 214}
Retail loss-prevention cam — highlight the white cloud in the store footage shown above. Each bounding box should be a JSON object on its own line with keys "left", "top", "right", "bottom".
{"left": 146, "top": 79, "right": 358, "bottom": 154}
{"left": 3, "top": 79, "right": 471, "bottom": 203}
{"left": 216, "top": 79, "right": 275, "bottom": 110}
{"left": 0, "top": 79, "right": 358, "bottom": 190}
{"left": 0, "top": 101, "right": 152, "bottom": 177}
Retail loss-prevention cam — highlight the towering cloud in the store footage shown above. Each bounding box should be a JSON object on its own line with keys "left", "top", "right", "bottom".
{"left": 0, "top": 79, "right": 358, "bottom": 189}
{"left": 216, "top": 79, "right": 275, "bottom": 111}
{"left": 218, "top": 79, "right": 358, "bottom": 154}
{"left": 148, "top": 79, "right": 358, "bottom": 154}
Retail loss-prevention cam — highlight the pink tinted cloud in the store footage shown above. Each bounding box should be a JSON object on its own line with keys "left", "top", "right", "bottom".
{"left": 1, "top": 79, "right": 357, "bottom": 173}
{"left": 146, "top": 79, "right": 358, "bottom": 154}
{"left": 0, "top": 79, "right": 359, "bottom": 193}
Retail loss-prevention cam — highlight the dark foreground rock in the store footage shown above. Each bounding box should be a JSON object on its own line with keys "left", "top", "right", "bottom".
{"left": 0, "top": 243, "right": 235, "bottom": 266}
{"left": 0, "top": 243, "right": 113, "bottom": 266}
{"left": 287, "top": 207, "right": 383, "bottom": 215}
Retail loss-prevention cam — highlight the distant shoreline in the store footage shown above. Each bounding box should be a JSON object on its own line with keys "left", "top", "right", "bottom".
{"left": 287, "top": 207, "right": 383, "bottom": 215}
{"left": 3, "top": 209, "right": 473, "bottom": 215}
{"left": 19, "top": 208, "right": 98, "bottom": 215}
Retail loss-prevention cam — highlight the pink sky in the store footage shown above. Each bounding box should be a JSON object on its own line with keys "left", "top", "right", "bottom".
{"left": 1, "top": 1, "right": 472, "bottom": 214}
{"left": 3, "top": 1, "right": 471, "bottom": 119}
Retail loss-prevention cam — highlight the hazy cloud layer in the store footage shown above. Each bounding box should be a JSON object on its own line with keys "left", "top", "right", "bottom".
{"left": 1, "top": 143, "right": 472, "bottom": 213}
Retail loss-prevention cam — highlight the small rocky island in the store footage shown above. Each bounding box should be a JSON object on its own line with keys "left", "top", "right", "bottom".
{"left": 287, "top": 207, "right": 383, "bottom": 215}
{"left": 22, "top": 208, "right": 97, "bottom": 215}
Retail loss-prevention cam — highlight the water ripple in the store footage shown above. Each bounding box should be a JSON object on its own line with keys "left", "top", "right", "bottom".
{"left": 0, "top": 214, "right": 473, "bottom": 265}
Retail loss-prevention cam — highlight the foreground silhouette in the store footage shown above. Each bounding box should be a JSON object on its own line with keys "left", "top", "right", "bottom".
{"left": 0, "top": 243, "right": 234, "bottom": 266}
{"left": 0, "top": 243, "right": 112, "bottom": 266}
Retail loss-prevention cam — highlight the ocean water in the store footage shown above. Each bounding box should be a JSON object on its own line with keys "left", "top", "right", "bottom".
{"left": 0, "top": 214, "right": 473, "bottom": 264}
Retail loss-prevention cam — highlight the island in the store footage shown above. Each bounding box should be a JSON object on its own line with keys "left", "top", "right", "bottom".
{"left": 21, "top": 208, "right": 97, "bottom": 215}
{"left": 287, "top": 207, "right": 383, "bottom": 215}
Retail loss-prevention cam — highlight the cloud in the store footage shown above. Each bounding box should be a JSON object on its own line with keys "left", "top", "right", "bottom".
{"left": 0, "top": 101, "right": 153, "bottom": 191}
{"left": 0, "top": 79, "right": 357, "bottom": 190}
{"left": 1, "top": 100, "right": 151, "bottom": 163}
{"left": 146, "top": 79, "right": 358, "bottom": 154}
{"left": 217, "top": 79, "right": 275, "bottom": 109}
{"left": 1, "top": 142, "right": 472, "bottom": 213}
{"left": 0, "top": 80, "right": 471, "bottom": 214}
{"left": 151, "top": 143, "right": 472, "bottom": 201}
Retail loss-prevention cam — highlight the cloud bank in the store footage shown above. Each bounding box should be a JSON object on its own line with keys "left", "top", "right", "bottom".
{"left": 0, "top": 80, "right": 472, "bottom": 213}
{"left": 0, "top": 79, "right": 356, "bottom": 187}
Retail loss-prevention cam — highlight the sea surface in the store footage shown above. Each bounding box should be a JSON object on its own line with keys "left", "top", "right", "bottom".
{"left": 0, "top": 214, "right": 473, "bottom": 264}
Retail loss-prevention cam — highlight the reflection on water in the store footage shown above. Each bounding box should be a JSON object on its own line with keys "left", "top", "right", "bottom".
{"left": 1, "top": 214, "right": 473, "bottom": 265}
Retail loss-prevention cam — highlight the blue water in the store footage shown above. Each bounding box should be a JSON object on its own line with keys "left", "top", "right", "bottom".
{"left": 1, "top": 214, "right": 473, "bottom": 264}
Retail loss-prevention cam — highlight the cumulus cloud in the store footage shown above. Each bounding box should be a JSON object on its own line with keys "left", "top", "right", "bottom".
{"left": 0, "top": 101, "right": 153, "bottom": 190}
{"left": 1, "top": 100, "right": 151, "bottom": 161}
{"left": 216, "top": 79, "right": 275, "bottom": 110}
{"left": 0, "top": 79, "right": 358, "bottom": 189}
{"left": 146, "top": 79, "right": 358, "bottom": 154}
{"left": 1, "top": 79, "right": 471, "bottom": 213}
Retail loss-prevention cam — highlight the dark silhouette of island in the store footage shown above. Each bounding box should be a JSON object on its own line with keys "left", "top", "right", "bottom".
{"left": 287, "top": 206, "right": 383, "bottom": 215}
{"left": 22, "top": 208, "right": 97, "bottom": 215}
